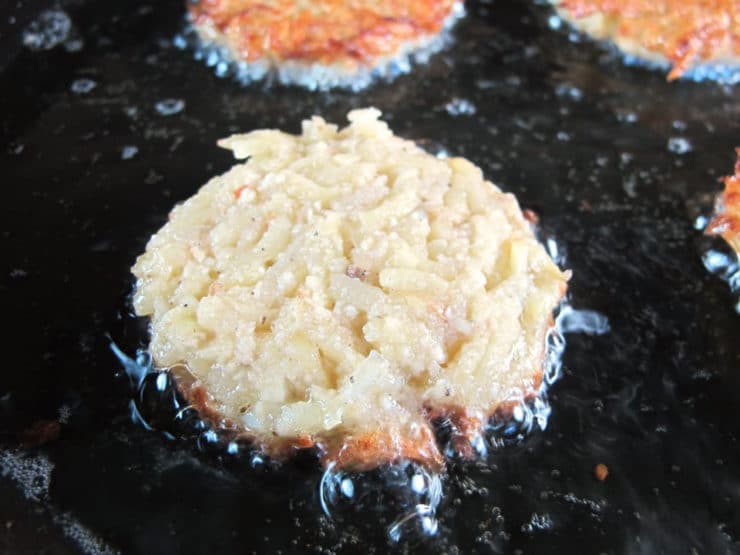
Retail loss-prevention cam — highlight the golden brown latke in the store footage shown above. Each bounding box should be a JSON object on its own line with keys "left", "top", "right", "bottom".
{"left": 188, "top": 0, "right": 460, "bottom": 75}
{"left": 553, "top": 0, "right": 740, "bottom": 80}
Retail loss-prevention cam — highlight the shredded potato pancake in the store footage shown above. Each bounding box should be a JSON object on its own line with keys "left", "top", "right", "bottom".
{"left": 132, "top": 109, "right": 569, "bottom": 469}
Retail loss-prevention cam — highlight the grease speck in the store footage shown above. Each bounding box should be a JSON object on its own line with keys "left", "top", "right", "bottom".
{"left": 155, "top": 98, "right": 185, "bottom": 116}
{"left": 555, "top": 83, "right": 583, "bottom": 101}
{"left": 121, "top": 145, "right": 139, "bottom": 160}
{"left": 70, "top": 78, "right": 97, "bottom": 94}
{"left": 445, "top": 98, "right": 477, "bottom": 116}
{"left": 667, "top": 137, "right": 692, "bottom": 155}
{"left": 521, "top": 512, "right": 554, "bottom": 533}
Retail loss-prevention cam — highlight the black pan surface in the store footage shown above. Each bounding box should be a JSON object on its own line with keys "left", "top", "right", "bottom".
{"left": 2, "top": 0, "right": 740, "bottom": 553}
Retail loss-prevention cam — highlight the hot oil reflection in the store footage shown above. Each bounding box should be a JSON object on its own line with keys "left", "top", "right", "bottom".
{"left": 701, "top": 248, "right": 740, "bottom": 313}
{"left": 320, "top": 462, "right": 443, "bottom": 544}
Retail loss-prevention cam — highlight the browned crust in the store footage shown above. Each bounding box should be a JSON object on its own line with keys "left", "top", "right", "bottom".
{"left": 320, "top": 427, "right": 444, "bottom": 472}
{"left": 706, "top": 148, "right": 740, "bottom": 255}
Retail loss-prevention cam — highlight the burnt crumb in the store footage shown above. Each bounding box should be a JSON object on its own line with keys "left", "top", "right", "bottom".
{"left": 346, "top": 264, "right": 369, "bottom": 281}
{"left": 19, "top": 419, "right": 61, "bottom": 448}
{"left": 349, "top": 375, "right": 355, "bottom": 383}
{"left": 594, "top": 463, "right": 609, "bottom": 481}
{"left": 260, "top": 315, "right": 267, "bottom": 325}
{"left": 523, "top": 209, "right": 539, "bottom": 225}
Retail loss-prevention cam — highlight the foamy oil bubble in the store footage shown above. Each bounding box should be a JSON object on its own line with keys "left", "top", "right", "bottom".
{"left": 521, "top": 512, "right": 554, "bottom": 534}
{"left": 53, "top": 512, "right": 121, "bottom": 555}
{"left": 0, "top": 450, "right": 121, "bottom": 554}
{"left": 319, "top": 461, "right": 444, "bottom": 544}
{"left": 0, "top": 449, "right": 54, "bottom": 503}
{"left": 22, "top": 10, "right": 72, "bottom": 51}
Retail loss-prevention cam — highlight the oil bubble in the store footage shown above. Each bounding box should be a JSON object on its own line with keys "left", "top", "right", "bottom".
{"left": 445, "top": 97, "right": 477, "bottom": 116}
{"left": 121, "top": 145, "right": 139, "bottom": 160}
{"left": 667, "top": 137, "right": 692, "bottom": 155}
{"left": 557, "top": 306, "right": 610, "bottom": 335}
{"left": 555, "top": 83, "right": 583, "bottom": 101}
{"left": 0, "top": 450, "right": 53, "bottom": 503}
{"left": 320, "top": 462, "right": 443, "bottom": 544}
{"left": 547, "top": 15, "right": 562, "bottom": 30}
{"left": 155, "top": 98, "right": 185, "bottom": 116}
{"left": 22, "top": 10, "right": 71, "bottom": 51}
{"left": 70, "top": 78, "right": 97, "bottom": 94}
{"left": 521, "top": 512, "right": 554, "bottom": 533}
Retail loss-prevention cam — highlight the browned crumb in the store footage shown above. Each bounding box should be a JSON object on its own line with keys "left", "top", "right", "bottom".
{"left": 594, "top": 462, "right": 609, "bottom": 481}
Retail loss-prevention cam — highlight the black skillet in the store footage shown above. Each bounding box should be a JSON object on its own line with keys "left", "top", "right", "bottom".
{"left": 2, "top": 0, "right": 740, "bottom": 553}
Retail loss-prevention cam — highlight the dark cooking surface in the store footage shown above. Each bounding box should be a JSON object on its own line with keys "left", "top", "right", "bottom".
{"left": 2, "top": 0, "right": 740, "bottom": 553}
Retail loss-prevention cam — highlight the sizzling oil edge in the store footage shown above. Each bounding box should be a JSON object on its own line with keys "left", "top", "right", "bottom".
{"left": 111, "top": 233, "right": 609, "bottom": 546}
{"left": 696, "top": 215, "right": 740, "bottom": 314}
{"left": 540, "top": 2, "right": 740, "bottom": 85}
{"left": 172, "top": 2, "right": 466, "bottom": 92}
